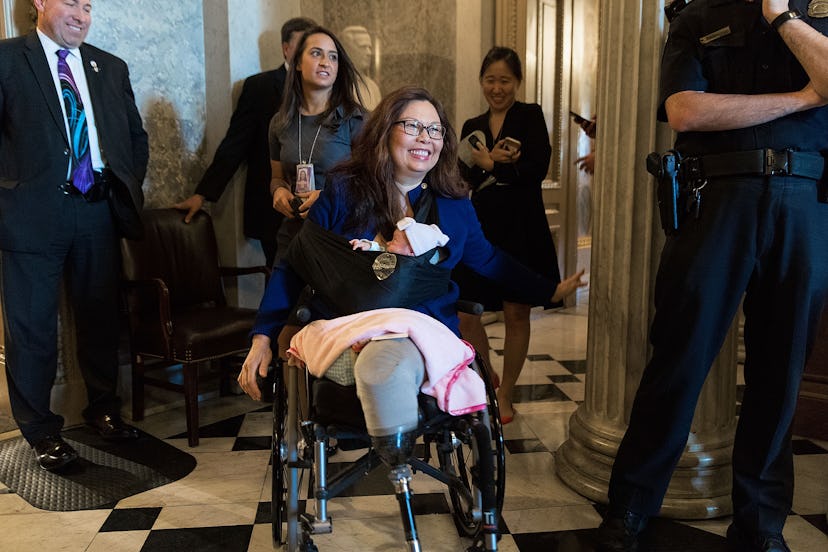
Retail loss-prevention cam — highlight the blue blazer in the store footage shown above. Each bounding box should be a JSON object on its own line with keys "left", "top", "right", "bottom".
{"left": 252, "top": 176, "right": 558, "bottom": 337}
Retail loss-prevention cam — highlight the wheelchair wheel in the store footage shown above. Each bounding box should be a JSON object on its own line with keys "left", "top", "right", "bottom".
{"left": 439, "top": 356, "right": 505, "bottom": 540}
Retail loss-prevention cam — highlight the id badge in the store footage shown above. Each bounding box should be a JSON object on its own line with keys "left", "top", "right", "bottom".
{"left": 295, "top": 163, "right": 315, "bottom": 194}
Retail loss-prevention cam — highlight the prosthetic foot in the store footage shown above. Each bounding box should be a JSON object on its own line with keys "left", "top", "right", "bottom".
{"left": 371, "top": 430, "right": 417, "bottom": 467}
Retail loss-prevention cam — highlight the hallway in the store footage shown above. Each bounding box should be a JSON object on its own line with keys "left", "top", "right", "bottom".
{"left": 0, "top": 298, "right": 826, "bottom": 551}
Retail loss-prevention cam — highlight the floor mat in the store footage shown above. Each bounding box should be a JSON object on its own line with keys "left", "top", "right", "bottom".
{"left": 0, "top": 426, "right": 196, "bottom": 511}
{"left": 0, "top": 412, "right": 17, "bottom": 434}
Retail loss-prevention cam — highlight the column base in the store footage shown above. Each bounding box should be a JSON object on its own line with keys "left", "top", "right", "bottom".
{"left": 556, "top": 408, "right": 735, "bottom": 520}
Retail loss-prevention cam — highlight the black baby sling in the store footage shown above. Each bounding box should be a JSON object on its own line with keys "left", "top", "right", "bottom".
{"left": 286, "top": 185, "right": 451, "bottom": 317}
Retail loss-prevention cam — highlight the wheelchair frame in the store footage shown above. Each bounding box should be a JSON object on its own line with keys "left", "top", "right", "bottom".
{"left": 269, "top": 353, "right": 506, "bottom": 552}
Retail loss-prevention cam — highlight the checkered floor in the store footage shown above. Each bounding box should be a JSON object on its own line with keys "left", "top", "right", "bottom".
{"left": 0, "top": 302, "right": 826, "bottom": 551}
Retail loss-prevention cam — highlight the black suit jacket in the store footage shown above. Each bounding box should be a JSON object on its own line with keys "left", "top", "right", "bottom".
{"left": 0, "top": 32, "right": 148, "bottom": 252}
{"left": 195, "top": 66, "right": 286, "bottom": 240}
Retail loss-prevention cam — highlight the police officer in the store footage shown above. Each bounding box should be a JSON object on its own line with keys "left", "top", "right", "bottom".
{"left": 596, "top": 1, "right": 828, "bottom": 551}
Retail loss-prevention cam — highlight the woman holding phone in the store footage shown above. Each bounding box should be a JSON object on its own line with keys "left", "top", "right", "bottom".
{"left": 455, "top": 46, "right": 563, "bottom": 424}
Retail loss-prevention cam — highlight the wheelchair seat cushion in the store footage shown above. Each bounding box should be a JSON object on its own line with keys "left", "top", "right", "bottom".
{"left": 325, "top": 348, "right": 357, "bottom": 386}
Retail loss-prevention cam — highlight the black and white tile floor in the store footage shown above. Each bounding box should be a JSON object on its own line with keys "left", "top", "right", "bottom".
{"left": 0, "top": 301, "right": 825, "bottom": 551}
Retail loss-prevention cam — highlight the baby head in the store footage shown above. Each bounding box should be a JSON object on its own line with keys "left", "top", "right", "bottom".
{"left": 389, "top": 217, "right": 449, "bottom": 257}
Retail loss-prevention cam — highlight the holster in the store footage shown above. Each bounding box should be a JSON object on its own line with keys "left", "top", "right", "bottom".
{"left": 647, "top": 150, "right": 684, "bottom": 235}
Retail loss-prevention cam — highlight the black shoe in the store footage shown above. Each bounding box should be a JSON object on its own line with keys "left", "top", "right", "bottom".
{"left": 32, "top": 435, "right": 79, "bottom": 471}
{"left": 727, "top": 523, "right": 791, "bottom": 552}
{"left": 593, "top": 509, "right": 648, "bottom": 552}
{"left": 85, "top": 413, "right": 139, "bottom": 440}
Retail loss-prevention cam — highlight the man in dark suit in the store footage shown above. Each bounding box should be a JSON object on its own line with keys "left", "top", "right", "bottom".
{"left": 0, "top": 0, "right": 148, "bottom": 471}
{"left": 175, "top": 17, "right": 315, "bottom": 267}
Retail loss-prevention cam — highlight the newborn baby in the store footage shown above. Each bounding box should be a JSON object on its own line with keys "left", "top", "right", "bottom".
{"left": 350, "top": 217, "right": 450, "bottom": 260}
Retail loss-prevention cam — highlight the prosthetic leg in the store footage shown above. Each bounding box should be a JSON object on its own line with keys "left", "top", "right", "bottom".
{"left": 373, "top": 430, "right": 421, "bottom": 552}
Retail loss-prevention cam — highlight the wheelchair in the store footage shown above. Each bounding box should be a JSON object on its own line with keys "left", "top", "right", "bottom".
{"left": 268, "top": 327, "right": 506, "bottom": 552}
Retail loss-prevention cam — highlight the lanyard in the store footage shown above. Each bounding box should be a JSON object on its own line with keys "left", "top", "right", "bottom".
{"left": 298, "top": 112, "right": 323, "bottom": 164}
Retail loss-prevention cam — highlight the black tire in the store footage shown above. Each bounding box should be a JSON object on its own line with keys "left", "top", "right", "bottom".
{"left": 271, "top": 364, "right": 288, "bottom": 544}
{"left": 440, "top": 356, "right": 505, "bottom": 539}
{"left": 474, "top": 354, "right": 506, "bottom": 516}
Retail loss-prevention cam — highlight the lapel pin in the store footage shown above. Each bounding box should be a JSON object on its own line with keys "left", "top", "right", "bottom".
{"left": 90, "top": 60, "right": 99, "bottom": 73}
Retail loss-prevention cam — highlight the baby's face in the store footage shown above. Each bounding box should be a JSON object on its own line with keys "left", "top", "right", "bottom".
{"left": 386, "top": 229, "right": 414, "bottom": 256}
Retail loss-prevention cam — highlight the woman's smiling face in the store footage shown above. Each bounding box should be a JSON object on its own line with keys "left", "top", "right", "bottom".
{"left": 481, "top": 60, "right": 519, "bottom": 113}
{"left": 389, "top": 100, "right": 444, "bottom": 185}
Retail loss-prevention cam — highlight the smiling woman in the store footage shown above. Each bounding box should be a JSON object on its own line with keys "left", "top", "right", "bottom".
{"left": 454, "top": 46, "right": 564, "bottom": 424}
{"left": 238, "top": 86, "right": 585, "bottom": 468}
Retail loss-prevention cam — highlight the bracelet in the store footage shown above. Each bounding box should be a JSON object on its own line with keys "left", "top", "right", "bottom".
{"left": 771, "top": 9, "right": 802, "bottom": 31}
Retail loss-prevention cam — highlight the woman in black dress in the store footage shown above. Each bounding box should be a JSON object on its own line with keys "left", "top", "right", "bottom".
{"left": 455, "top": 47, "right": 568, "bottom": 424}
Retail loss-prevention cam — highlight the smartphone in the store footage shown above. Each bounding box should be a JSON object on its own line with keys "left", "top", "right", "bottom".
{"left": 468, "top": 134, "right": 483, "bottom": 149}
{"left": 289, "top": 196, "right": 304, "bottom": 216}
{"left": 502, "top": 137, "right": 521, "bottom": 153}
{"left": 570, "top": 111, "right": 588, "bottom": 125}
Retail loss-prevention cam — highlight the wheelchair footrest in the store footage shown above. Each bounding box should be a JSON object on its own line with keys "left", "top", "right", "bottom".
{"left": 300, "top": 512, "right": 332, "bottom": 535}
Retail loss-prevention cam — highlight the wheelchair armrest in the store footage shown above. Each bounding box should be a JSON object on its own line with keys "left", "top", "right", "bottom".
{"left": 220, "top": 265, "right": 272, "bottom": 286}
{"left": 456, "top": 300, "right": 484, "bottom": 315}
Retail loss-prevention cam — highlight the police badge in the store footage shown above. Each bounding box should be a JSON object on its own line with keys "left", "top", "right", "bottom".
{"left": 809, "top": 0, "right": 828, "bottom": 17}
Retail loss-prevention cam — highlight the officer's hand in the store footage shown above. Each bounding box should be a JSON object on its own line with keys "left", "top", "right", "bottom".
{"left": 173, "top": 194, "right": 205, "bottom": 223}
{"left": 763, "top": 0, "right": 790, "bottom": 23}
{"left": 273, "top": 187, "right": 298, "bottom": 218}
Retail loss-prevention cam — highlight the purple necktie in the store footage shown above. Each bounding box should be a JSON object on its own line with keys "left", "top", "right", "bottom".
{"left": 57, "top": 49, "right": 94, "bottom": 194}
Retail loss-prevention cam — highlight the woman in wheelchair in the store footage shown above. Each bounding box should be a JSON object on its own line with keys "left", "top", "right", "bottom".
{"left": 239, "top": 84, "right": 585, "bottom": 463}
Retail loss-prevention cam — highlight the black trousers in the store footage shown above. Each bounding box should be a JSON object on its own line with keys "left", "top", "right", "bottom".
{"left": 608, "top": 175, "right": 828, "bottom": 535}
{"left": 0, "top": 192, "right": 121, "bottom": 444}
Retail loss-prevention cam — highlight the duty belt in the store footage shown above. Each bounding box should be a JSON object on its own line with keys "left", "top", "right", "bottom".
{"left": 684, "top": 149, "right": 825, "bottom": 181}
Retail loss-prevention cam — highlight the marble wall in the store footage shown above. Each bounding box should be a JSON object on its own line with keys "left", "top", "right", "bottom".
{"left": 303, "top": 0, "right": 470, "bottom": 125}
{"left": 82, "top": 1, "right": 207, "bottom": 209}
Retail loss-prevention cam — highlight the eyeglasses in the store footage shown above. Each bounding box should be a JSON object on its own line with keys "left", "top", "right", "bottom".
{"left": 394, "top": 119, "right": 446, "bottom": 140}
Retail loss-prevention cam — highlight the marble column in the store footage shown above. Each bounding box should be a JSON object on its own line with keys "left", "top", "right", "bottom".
{"left": 554, "top": 0, "right": 738, "bottom": 519}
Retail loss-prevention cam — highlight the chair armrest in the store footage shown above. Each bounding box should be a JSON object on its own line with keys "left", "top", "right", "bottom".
{"left": 121, "top": 277, "right": 174, "bottom": 355}
{"left": 220, "top": 265, "right": 272, "bottom": 285}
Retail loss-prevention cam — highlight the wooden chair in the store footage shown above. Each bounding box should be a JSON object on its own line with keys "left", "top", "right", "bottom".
{"left": 120, "top": 208, "right": 269, "bottom": 446}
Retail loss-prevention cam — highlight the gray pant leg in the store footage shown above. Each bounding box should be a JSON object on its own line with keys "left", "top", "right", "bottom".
{"left": 354, "top": 338, "right": 425, "bottom": 436}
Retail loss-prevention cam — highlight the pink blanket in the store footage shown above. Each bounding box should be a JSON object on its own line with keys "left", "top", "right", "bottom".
{"left": 288, "top": 308, "right": 486, "bottom": 415}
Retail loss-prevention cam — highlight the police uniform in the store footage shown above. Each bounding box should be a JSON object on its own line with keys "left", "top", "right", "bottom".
{"left": 608, "top": 0, "right": 828, "bottom": 539}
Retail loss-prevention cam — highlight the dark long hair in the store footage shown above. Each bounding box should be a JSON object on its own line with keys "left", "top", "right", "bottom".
{"left": 479, "top": 46, "right": 523, "bottom": 83}
{"left": 334, "top": 86, "right": 467, "bottom": 237}
{"left": 275, "top": 26, "right": 365, "bottom": 131}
